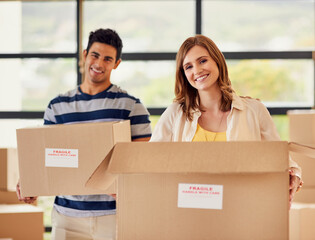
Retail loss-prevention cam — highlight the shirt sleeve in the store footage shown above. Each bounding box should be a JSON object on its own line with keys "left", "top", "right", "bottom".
{"left": 150, "top": 103, "right": 177, "bottom": 142}
{"left": 43, "top": 101, "right": 57, "bottom": 125}
{"left": 128, "top": 101, "right": 152, "bottom": 140}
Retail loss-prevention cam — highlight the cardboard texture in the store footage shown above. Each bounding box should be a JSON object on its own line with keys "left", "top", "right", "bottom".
{"left": 0, "top": 204, "right": 43, "bottom": 240}
{"left": 291, "top": 151, "right": 315, "bottom": 188}
{"left": 87, "top": 141, "right": 290, "bottom": 240}
{"left": 288, "top": 111, "right": 315, "bottom": 203}
{"left": 293, "top": 187, "right": 315, "bottom": 203}
{"left": 0, "top": 190, "right": 37, "bottom": 205}
{"left": 16, "top": 121, "right": 130, "bottom": 197}
{"left": 290, "top": 203, "right": 315, "bottom": 240}
{"left": 0, "top": 148, "right": 19, "bottom": 191}
{"left": 0, "top": 190, "right": 21, "bottom": 204}
{"left": 288, "top": 110, "right": 315, "bottom": 145}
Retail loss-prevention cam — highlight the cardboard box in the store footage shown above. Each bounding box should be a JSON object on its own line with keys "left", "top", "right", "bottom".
{"left": 16, "top": 121, "right": 130, "bottom": 197}
{"left": 288, "top": 110, "right": 315, "bottom": 145}
{"left": 0, "top": 148, "right": 19, "bottom": 191}
{"left": 291, "top": 151, "right": 315, "bottom": 188}
{"left": 87, "top": 141, "right": 290, "bottom": 240}
{"left": 0, "top": 190, "right": 21, "bottom": 204}
{"left": 0, "top": 190, "right": 37, "bottom": 205}
{"left": 290, "top": 203, "right": 315, "bottom": 240}
{"left": 0, "top": 204, "right": 43, "bottom": 240}
{"left": 293, "top": 187, "right": 315, "bottom": 203}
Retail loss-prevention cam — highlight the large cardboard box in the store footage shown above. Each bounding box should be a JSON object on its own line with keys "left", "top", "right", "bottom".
{"left": 0, "top": 148, "right": 19, "bottom": 192}
{"left": 290, "top": 203, "right": 315, "bottom": 240}
{"left": 288, "top": 110, "right": 315, "bottom": 145}
{"left": 16, "top": 121, "right": 130, "bottom": 197}
{"left": 87, "top": 141, "right": 290, "bottom": 240}
{"left": 0, "top": 204, "right": 43, "bottom": 240}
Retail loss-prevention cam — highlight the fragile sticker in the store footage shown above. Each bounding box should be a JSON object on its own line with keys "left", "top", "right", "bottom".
{"left": 178, "top": 183, "right": 223, "bottom": 210}
{"left": 45, "top": 148, "right": 78, "bottom": 168}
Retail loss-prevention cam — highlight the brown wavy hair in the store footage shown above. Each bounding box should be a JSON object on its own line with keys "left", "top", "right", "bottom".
{"left": 175, "top": 35, "right": 234, "bottom": 121}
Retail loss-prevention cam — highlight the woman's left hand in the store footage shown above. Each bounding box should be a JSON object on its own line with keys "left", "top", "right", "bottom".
{"left": 289, "top": 168, "right": 303, "bottom": 209}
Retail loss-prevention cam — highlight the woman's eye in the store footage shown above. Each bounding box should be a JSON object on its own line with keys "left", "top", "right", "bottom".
{"left": 185, "top": 65, "right": 192, "bottom": 70}
{"left": 200, "top": 59, "right": 207, "bottom": 64}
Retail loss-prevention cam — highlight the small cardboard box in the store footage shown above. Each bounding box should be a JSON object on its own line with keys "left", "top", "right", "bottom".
{"left": 288, "top": 110, "right": 315, "bottom": 145}
{"left": 0, "top": 190, "right": 21, "bottom": 204}
{"left": 290, "top": 203, "right": 315, "bottom": 240}
{"left": 291, "top": 150, "right": 315, "bottom": 188}
{"left": 0, "top": 190, "right": 37, "bottom": 205}
{"left": 0, "top": 204, "right": 43, "bottom": 240}
{"left": 16, "top": 121, "right": 130, "bottom": 197}
{"left": 0, "top": 148, "right": 19, "bottom": 192}
{"left": 288, "top": 142, "right": 315, "bottom": 203}
{"left": 87, "top": 141, "right": 290, "bottom": 239}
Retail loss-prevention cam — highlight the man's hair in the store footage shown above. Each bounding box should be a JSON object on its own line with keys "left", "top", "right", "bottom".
{"left": 86, "top": 28, "right": 123, "bottom": 62}
{"left": 174, "top": 34, "right": 234, "bottom": 121}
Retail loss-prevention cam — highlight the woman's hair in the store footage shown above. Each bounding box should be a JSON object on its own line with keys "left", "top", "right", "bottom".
{"left": 174, "top": 35, "right": 234, "bottom": 121}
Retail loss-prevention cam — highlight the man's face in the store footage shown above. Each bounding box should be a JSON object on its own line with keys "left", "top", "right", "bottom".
{"left": 83, "top": 42, "right": 121, "bottom": 86}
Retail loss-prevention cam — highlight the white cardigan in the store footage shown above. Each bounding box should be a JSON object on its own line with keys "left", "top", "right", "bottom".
{"left": 151, "top": 94, "right": 300, "bottom": 169}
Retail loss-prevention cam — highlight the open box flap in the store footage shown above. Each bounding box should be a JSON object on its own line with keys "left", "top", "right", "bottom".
{"left": 289, "top": 142, "right": 315, "bottom": 159}
{"left": 107, "top": 141, "right": 288, "bottom": 174}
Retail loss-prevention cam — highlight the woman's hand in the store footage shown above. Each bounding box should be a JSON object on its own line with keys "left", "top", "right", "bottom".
{"left": 289, "top": 168, "right": 303, "bottom": 209}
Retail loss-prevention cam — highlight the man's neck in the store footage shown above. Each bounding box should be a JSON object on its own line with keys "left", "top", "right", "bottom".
{"left": 80, "top": 81, "right": 111, "bottom": 95}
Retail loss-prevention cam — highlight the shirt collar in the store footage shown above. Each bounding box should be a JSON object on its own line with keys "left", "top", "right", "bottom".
{"left": 231, "top": 93, "right": 245, "bottom": 111}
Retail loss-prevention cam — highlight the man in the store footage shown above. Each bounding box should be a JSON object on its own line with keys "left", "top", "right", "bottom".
{"left": 17, "top": 28, "right": 152, "bottom": 240}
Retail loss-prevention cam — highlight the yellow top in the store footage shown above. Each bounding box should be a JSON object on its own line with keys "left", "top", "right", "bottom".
{"left": 192, "top": 124, "right": 227, "bottom": 142}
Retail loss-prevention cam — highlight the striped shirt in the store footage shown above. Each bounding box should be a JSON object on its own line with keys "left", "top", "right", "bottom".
{"left": 44, "top": 84, "right": 152, "bottom": 217}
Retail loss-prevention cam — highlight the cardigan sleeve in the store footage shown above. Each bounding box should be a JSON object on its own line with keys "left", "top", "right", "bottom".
{"left": 150, "top": 103, "right": 179, "bottom": 142}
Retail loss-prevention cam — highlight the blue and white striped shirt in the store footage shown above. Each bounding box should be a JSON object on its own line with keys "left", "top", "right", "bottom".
{"left": 44, "top": 84, "right": 152, "bottom": 217}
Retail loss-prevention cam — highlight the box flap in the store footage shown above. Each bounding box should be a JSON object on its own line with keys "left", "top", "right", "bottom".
{"left": 287, "top": 110, "right": 315, "bottom": 115}
{"left": 85, "top": 148, "right": 117, "bottom": 194}
{"left": 108, "top": 141, "right": 288, "bottom": 174}
{"left": 289, "top": 142, "right": 315, "bottom": 159}
{"left": 113, "top": 120, "right": 131, "bottom": 143}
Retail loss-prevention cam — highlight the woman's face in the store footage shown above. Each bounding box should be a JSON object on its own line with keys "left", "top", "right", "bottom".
{"left": 182, "top": 45, "right": 219, "bottom": 93}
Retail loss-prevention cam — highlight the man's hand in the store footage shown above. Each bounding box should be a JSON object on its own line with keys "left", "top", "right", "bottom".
{"left": 16, "top": 181, "right": 37, "bottom": 204}
{"left": 289, "top": 168, "right": 303, "bottom": 209}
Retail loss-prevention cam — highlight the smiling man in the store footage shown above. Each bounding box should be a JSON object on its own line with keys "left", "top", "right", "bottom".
{"left": 17, "top": 28, "right": 152, "bottom": 240}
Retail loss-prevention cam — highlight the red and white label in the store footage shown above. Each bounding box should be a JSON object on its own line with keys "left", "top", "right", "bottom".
{"left": 178, "top": 183, "right": 223, "bottom": 209}
{"left": 45, "top": 148, "right": 78, "bottom": 168}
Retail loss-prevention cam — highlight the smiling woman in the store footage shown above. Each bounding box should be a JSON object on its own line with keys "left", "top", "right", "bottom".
{"left": 150, "top": 34, "right": 303, "bottom": 209}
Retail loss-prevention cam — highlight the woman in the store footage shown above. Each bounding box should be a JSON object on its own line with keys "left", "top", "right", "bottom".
{"left": 151, "top": 34, "right": 302, "bottom": 207}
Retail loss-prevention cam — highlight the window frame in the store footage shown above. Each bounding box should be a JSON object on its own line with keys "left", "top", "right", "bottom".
{"left": 0, "top": 0, "right": 313, "bottom": 119}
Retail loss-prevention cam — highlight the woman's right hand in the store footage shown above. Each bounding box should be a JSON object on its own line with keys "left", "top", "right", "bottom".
{"left": 16, "top": 181, "right": 37, "bottom": 204}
